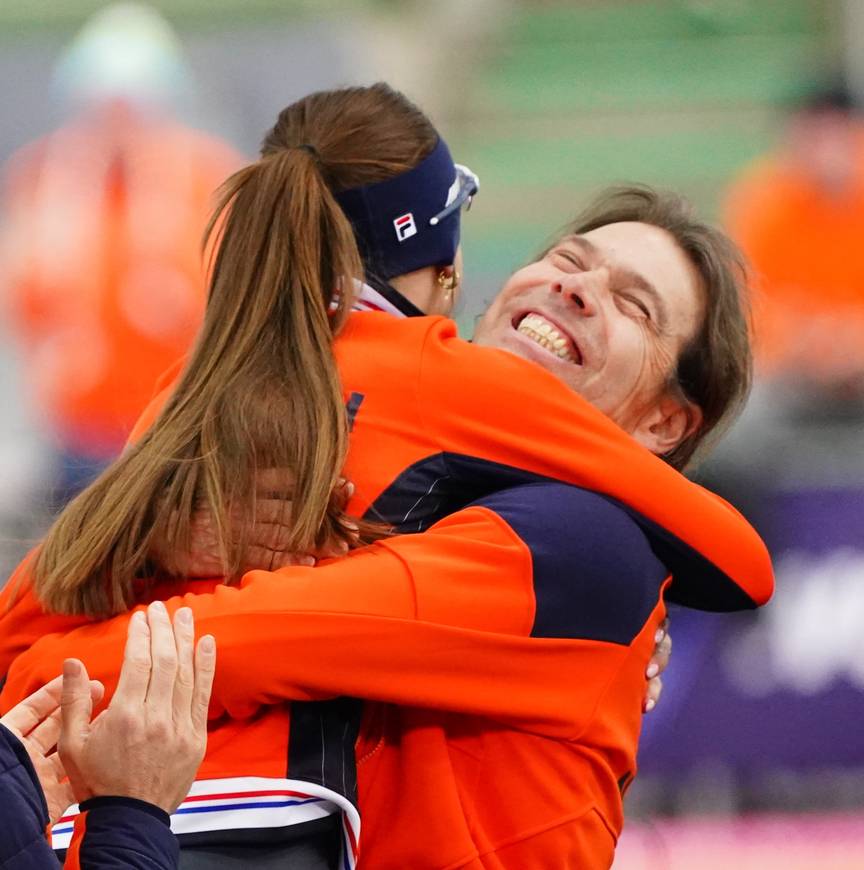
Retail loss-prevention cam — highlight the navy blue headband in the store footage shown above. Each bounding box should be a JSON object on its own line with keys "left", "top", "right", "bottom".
{"left": 334, "top": 137, "right": 476, "bottom": 281}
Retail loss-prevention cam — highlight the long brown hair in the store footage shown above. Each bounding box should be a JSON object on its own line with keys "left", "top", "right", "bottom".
{"left": 32, "top": 83, "right": 438, "bottom": 617}
{"left": 560, "top": 184, "right": 752, "bottom": 470}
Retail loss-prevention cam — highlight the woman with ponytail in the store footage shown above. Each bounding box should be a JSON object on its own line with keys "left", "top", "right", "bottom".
{"left": 29, "top": 84, "right": 442, "bottom": 620}
{"left": 0, "top": 84, "right": 771, "bottom": 868}
{"left": 4, "top": 83, "right": 449, "bottom": 869}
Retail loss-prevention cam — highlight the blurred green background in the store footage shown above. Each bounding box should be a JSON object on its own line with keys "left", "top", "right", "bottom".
{"left": 0, "top": 0, "right": 841, "bottom": 322}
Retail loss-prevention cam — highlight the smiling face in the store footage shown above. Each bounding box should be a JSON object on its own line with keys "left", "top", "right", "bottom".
{"left": 473, "top": 221, "right": 706, "bottom": 453}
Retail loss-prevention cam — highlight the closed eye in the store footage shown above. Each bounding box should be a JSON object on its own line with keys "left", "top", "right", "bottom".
{"left": 620, "top": 294, "right": 652, "bottom": 320}
{"left": 551, "top": 250, "right": 586, "bottom": 272}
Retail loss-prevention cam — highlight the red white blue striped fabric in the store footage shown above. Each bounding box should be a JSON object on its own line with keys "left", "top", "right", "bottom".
{"left": 352, "top": 283, "right": 408, "bottom": 317}
{"left": 51, "top": 777, "right": 361, "bottom": 870}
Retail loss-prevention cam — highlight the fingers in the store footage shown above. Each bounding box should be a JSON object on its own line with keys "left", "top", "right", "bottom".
{"left": 26, "top": 707, "right": 63, "bottom": 755}
{"left": 19, "top": 668, "right": 101, "bottom": 755}
{"left": 48, "top": 749, "right": 68, "bottom": 782}
{"left": 644, "top": 619, "right": 672, "bottom": 714}
{"left": 143, "top": 602, "right": 178, "bottom": 710}
{"left": 332, "top": 478, "right": 356, "bottom": 510}
{"left": 340, "top": 514, "right": 359, "bottom": 535}
{"left": 0, "top": 675, "right": 64, "bottom": 738}
{"left": 242, "top": 545, "right": 315, "bottom": 573}
{"left": 656, "top": 630, "right": 672, "bottom": 668}
{"left": 314, "top": 538, "right": 349, "bottom": 560}
{"left": 248, "top": 498, "right": 295, "bottom": 528}
{"left": 190, "top": 634, "right": 216, "bottom": 733}
{"left": 644, "top": 675, "right": 663, "bottom": 713}
{"left": 113, "top": 610, "right": 152, "bottom": 707}
{"left": 171, "top": 608, "right": 196, "bottom": 720}
{"left": 272, "top": 552, "right": 317, "bottom": 569}
{"left": 242, "top": 474, "right": 358, "bottom": 570}
{"left": 254, "top": 468, "right": 295, "bottom": 499}
{"left": 60, "top": 659, "right": 93, "bottom": 750}
{"left": 254, "top": 469, "right": 352, "bottom": 505}
{"left": 646, "top": 626, "right": 672, "bottom": 681}
{"left": 171, "top": 509, "right": 224, "bottom": 578}
{"left": 243, "top": 500, "right": 299, "bottom": 564}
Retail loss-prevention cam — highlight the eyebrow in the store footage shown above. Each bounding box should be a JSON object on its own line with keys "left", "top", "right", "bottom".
{"left": 562, "top": 234, "right": 670, "bottom": 331}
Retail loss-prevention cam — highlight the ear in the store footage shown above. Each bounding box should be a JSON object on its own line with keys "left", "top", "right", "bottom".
{"left": 631, "top": 393, "right": 703, "bottom": 457}
{"left": 432, "top": 264, "right": 460, "bottom": 316}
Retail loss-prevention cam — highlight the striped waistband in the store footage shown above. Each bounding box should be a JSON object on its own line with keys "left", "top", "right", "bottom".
{"left": 52, "top": 776, "right": 361, "bottom": 870}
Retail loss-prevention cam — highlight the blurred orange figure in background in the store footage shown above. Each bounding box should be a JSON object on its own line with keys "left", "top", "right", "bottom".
{"left": 725, "top": 84, "right": 864, "bottom": 396}
{"left": 0, "top": 3, "right": 241, "bottom": 501}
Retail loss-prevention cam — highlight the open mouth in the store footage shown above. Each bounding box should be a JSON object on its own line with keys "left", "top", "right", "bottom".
{"left": 514, "top": 312, "right": 582, "bottom": 364}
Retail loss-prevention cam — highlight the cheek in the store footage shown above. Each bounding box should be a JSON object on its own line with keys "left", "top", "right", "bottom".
{"left": 646, "top": 335, "right": 677, "bottom": 386}
{"left": 477, "top": 271, "right": 537, "bottom": 335}
{"left": 607, "top": 323, "right": 667, "bottom": 399}
{"left": 607, "top": 320, "right": 645, "bottom": 371}
{"left": 621, "top": 333, "right": 678, "bottom": 415}
{"left": 497, "top": 269, "right": 536, "bottom": 304}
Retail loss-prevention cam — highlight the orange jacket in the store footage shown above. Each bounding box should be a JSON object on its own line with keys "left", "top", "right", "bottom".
{"left": 130, "top": 313, "right": 770, "bottom": 608}
{"left": 4, "top": 487, "right": 668, "bottom": 869}
{"left": 0, "top": 313, "right": 773, "bottom": 868}
{"left": 0, "top": 111, "right": 241, "bottom": 455}
{"left": 724, "top": 138, "right": 864, "bottom": 379}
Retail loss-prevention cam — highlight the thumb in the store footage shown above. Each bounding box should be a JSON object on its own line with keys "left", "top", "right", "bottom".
{"left": 60, "top": 659, "right": 92, "bottom": 749}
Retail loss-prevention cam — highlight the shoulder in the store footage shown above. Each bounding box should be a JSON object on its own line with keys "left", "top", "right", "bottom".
{"left": 339, "top": 311, "right": 450, "bottom": 345}
{"left": 471, "top": 484, "right": 668, "bottom": 644}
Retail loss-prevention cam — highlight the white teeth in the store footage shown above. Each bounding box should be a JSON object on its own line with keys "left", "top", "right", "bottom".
{"left": 516, "top": 314, "right": 577, "bottom": 362}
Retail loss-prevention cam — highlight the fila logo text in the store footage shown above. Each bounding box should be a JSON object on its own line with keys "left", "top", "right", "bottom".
{"left": 393, "top": 213, "right": 417, "bottom": 242}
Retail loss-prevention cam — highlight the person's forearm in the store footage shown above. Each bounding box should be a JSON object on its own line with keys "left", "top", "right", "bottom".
{"left": 7, "top": 606, "right": 617, "bottom": 741}
{"left": 65, "top": 798, "right": 178, "bottom": 870}
{"left": 2, "top": 509, "right": 618, "bottom": 738}
{"left": 421, "top": 327, "right": 773, "bottom": 608}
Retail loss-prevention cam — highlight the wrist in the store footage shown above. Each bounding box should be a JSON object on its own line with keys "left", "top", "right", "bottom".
{"left": 79, "top": 795, "right": 172, "bottom": 825}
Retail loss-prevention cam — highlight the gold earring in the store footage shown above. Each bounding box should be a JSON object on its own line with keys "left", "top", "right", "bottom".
{"left": 437, "top": 268, "right": 460, "bottom": 300}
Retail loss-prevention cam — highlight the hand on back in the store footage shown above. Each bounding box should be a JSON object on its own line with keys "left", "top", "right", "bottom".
{"left": 644, "top": 618, "right": 672, "bottom": 713}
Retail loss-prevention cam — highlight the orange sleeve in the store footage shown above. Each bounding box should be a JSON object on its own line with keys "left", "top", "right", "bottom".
{"left": 417, "top": 321, "right": 773, "bottom": 609}
{"left": 124, "top": 317, "right": 772, "bottom": 610}
{"left": 0, "top": 553, "right": 92, "bottom": 681}
{"left": 1, "top": 507, "right": 627, "bottom": 740}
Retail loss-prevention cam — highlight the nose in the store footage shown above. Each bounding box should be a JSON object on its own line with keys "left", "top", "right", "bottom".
{"left": 551, "top": 270, "right": 603, "bottom": 315}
